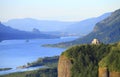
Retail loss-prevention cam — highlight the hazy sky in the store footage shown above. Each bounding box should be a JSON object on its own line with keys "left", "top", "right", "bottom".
{"left": 0, "top": 0, "right": 120, "bottom": 21}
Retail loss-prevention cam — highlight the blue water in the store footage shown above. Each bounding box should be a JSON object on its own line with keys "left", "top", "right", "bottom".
{"left": 0, "top": 36, "right": 78, "bottom": 75}
{"left": 0, "top": 66, "right": 47, "bottom": 75}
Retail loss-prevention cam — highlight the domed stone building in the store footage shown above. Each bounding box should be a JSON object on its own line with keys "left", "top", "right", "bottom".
{"left": 91, "top": 38, "right": 100, "bottom": 44}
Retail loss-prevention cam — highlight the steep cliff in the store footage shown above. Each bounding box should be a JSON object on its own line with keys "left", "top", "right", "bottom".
{"left": 58, "top": 42, "right": 120, "bottom": 77}
{"left": 99, "top": 68, "right": 120, "bottom": 77}
{"left": 58, "top": 55, "right": 72, "bottom": 77}
{"left": 98, "top": 67, "right": 109, "bottom": 77}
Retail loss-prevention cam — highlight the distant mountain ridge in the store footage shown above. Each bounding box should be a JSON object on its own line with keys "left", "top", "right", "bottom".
{"left": 45, "top": 9, "right": 120, "bottom": 47}
{"left": 3, "top": 12, "right": 111, "bottom": 36}
{"left": 3, "top": 19, "right": 74, "bottom": 32}
{"left": 0, "top": 22, "right": 58, "bottom": 41}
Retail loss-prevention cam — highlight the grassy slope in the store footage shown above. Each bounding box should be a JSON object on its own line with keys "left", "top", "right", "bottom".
{"left": 99, "top": 42, "right": 120, "bottom": 72}
{"left": 62, "top": 42, "right": 120, "bottom": 77}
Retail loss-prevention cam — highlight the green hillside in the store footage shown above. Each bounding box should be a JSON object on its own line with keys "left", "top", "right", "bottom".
{"left": 20, "top": 56, "right": 59, "bottom": 68}
{"left": 99, "top": 42, "right": 120, "bottom": 72}
{"left": 61, "top": 42, "right": 120, "bottom": 77}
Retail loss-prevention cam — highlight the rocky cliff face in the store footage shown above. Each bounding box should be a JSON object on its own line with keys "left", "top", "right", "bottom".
{"left": 99, "top": 67, "right": 109, "bottom": 77}
{"left": 99, "top": 67, "right": 120, "bottom": 77}
{"left": 58, "top": 42, "right": 120, "bottom": 77}
{"left": 58, "top": 54, "right": 120, "bottom": 77}
{"left": 58, "top": 55, "right": 72, "bottom": 77}
{"left": 110, "top": 71, "right": 120, "bottom": 77}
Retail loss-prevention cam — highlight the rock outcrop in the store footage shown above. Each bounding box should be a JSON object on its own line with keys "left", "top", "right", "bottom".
{"left": 58, "top": 42, "right": 120, "bottom": 77}
{"left": 99, "top": 67, "right": 120, "bottom": 77}
{"left": 58, "top": 55, "right": 72, "bottom": 77}
{"left": 110, "top": 71, "right": 120, "bottom": 77}
{"left": 99, "top": 67, "right": 109, "bottom": 77}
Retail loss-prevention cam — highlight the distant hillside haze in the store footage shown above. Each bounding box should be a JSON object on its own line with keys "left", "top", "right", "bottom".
{"left": 3, "top": 12, "right": 111, "bottom": 36}
{"left": 45, "top": 9, "right": 120, "bottom": 47}
{"left": 69, "top": 9, "right": 120, "bottom": 44}
{"left": 0, "top": 22, "right": 58, "bottom": 41}
{"left": 65, "top": 12, "right": 111, "bottom": 35}
{"left": 3, "top": 18, "right": 74, "bottom": 32}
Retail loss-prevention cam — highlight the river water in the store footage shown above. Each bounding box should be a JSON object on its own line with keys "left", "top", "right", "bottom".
{"left": 0, "top": 36, "right": 78, "bottom": 75}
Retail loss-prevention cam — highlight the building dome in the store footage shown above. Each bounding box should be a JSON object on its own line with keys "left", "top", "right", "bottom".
{"left": 91, "top": 38, "right": 100, "bottom": 45}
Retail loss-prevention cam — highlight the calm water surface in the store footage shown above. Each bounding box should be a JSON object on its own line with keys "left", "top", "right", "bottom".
{"left": 0, "top": 36, "right": 78, "bottom": 75}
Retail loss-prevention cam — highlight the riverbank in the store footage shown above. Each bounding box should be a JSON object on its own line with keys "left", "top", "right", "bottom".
{"left": 0, "top": 68, "right": 12, "bottom": 71}
{"left": 17, "top": 56, "right": 59, "bottom": 69}
{"left": 0, "top": 67, "right": 57, "bottom": 77}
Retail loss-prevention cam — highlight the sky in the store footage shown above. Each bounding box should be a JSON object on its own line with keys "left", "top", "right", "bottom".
{"left": 0, "top": 0, "right": 120, "bottom": 22}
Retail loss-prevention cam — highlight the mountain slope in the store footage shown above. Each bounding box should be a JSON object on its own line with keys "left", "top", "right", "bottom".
{"left": 50, "top": 9, "right": 120, "bottom": 47}
{"left": 0, "top": 22, "right": 58, "bottom": 41}
{"left": 64, "top": 12, "right": 111, "bottom": 35}
{"left": 3, "top": 13, "right": 111, "bottom": 36}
